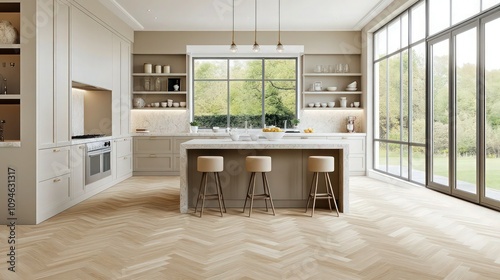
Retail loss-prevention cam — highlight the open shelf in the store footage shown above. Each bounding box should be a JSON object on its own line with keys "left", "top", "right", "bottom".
{"left": 303, "top": 91, "right": 362, "bottom": 95}
{"left": 303, "top": 73, "right": 362, "bottom": 77}
{"left": 133, "top": 91, "right": 187, "bottom": 94}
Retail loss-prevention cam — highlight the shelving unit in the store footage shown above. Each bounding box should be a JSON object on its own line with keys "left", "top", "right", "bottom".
{"left": 301, "top": 54, "right": 363, "bottom": 110}
{"left": 132, "top": 54, "right": 188, "bottom": 110}
{"left": 0, "top": 2, "right": 21, "bottom": 142}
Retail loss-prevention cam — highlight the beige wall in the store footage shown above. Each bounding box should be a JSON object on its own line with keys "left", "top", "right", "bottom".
{"left": 134, "top": 31, "right": 362, "bottom": 54}
{"left": 84, "top": 90, "right": 112, "bottom": 136}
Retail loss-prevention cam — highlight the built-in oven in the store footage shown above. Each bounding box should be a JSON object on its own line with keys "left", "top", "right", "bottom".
{"left": 85, "top": 140, "right": 111, "bottom": 185}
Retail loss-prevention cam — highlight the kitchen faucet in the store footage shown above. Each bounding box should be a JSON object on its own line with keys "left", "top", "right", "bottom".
{"left": 0, "top": 120, "right": 5, "bottom": 142}
{"left": 284, "top": 120, "right": 287, "bottom": 130}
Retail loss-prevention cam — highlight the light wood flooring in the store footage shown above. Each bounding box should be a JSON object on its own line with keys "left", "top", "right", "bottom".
{"left": 1, "top": 176, "right": 500, "bottom": 279}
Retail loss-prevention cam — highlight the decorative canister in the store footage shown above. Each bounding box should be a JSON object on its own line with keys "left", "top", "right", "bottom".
{"left": 340, "top": 97, "right": 347, "bottom": 108}
{"left": 155, "top": 64, "right": 162, "bottom": 73}
{"left": 144, "top": 63, "right": 152, "bottom": 73}
{"left": 133, "top": 97, "right": 145, "bottom": 108}
{"left": 163, "top": 65, "right": 171, "bottom": 73}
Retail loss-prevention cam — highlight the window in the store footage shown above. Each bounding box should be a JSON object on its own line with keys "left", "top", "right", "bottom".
{"left": 373, "top": 1, "right": 426, "bottom": 184}
{"left": 192, "top": 58, "right": 297, "bottom": 128}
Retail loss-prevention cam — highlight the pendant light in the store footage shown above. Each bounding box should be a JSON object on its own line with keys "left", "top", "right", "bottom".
{"left": 229, "top": 0, "right": 237, "bottom": 53}
{"left": 276, "top": 0, "right": 284, "bottom": 52}
{"left": 252, "top": 0, "right": 260, "bottom": 52}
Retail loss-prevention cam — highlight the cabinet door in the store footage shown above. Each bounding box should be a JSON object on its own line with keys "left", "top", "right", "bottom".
{"left": 55, "top": 0, "right": 70, "bottom": 145}
{"left": 133, "top": 155, "right": 173, "bottom": 172}
{"left": 112, "top": 36, "right": 121, "bottom": 137}
{"left": 115, "top": 137, "right": 132, "bottom": 158}
{"left": 120, "top": 40, "right": 131, "bottom": 136}
{"left": 38, "top": 174, "right": 71, "bottom": 214}
{"left": 71, "top": 6, "right": 113, "bottom": 89}
{"left": 70, "top": 144, "right": 85, "bottom": 198}
{"left": 173, "top": 137, "right": 192, "bottom": 153}
{"left": 134, "top": 137, "right": 172, "bottom": 154}
{"left": 117, "top": 155, "right": 132, "bottom": 178}
{"left": 37, "top": 0, "right": 55, "bottom": 148}
{"left": 38, "top": 147, "right": 71, "bottom": 182}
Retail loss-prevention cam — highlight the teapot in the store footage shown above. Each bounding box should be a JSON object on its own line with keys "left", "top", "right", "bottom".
{"left": 133, "top": 97, "right": 145, "bottom": 108}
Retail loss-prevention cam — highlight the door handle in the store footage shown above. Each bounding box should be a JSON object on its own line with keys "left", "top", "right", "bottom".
{"left": 53, "top": 178, "right": 61, "bottom": 183}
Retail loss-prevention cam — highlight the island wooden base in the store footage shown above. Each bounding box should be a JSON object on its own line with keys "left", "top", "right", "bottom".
{"left": 180, "top": 139, "right": 349, "bottom": 214}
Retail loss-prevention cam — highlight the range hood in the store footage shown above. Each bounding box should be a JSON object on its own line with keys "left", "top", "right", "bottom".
{"left": 72, "top": 81, "right": 110, "bottom": 91}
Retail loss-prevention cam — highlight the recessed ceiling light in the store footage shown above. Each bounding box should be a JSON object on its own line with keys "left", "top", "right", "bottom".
{"left": 147, "top": 9, "right": 151, "bottom": 12}
{"left": 154, "top": 16, "right": 158, "bottom": 20}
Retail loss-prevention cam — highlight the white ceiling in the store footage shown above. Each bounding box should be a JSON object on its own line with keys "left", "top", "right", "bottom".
{"left": 101, "top": 0, "right": 393, "bottom": 31}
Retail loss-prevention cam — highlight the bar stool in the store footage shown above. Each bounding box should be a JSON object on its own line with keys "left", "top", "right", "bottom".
{"left": 243, "top": 156, "right": 276, "bottom": 217}
{"left": 195, "top": 156, "right": 226, "bottom": 217}
{"left": 305, "top": 156, "right": 339, "bottom": 217}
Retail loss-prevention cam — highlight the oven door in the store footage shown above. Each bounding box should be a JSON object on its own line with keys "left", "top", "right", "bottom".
{"left": 85, "top": 147, "right": 112, "bottom": 185}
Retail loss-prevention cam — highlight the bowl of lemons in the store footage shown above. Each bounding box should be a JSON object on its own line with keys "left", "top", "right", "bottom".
{"left": 262, "top": 127, "right": 286, "bottom": 141}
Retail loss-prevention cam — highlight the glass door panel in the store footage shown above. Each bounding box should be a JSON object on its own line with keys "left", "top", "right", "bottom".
{"left": 455, "top": 27, "right": 478, "bottom": 195}
{"left": 484, "top": 16, "right": 500, "bottom": 204}
{"left": 430, "top": 38, "right": 450, "bottom": 187}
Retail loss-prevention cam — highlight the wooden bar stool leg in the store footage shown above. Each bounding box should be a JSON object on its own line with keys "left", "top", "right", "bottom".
{"left": 215, "top": 172, "right": 226, "bottom": 213}
{"left": 214, "top": 172, "right": 224, "bottom": 217}
{"left": 261, "top": 173, "right": 269, "bottom": 212}
{"left": 311, "top": 172, "right": 319, "bottom": 217}
{"left": 249, "top": 172, "right": 257, "bottom": 217}
{"left": 195, "top": 172, "right": 206, "bottom": 214}
{"left": 326, "top": 173, "right": 340, "bottom": 216}
{"left": 263, "top": 172, "right": 276, "bottom": 216}
{"left": 243, "top": 172, "right": 254, "bottom": 213}
{"left": 200, "top": 172, "right": 209, "bottom": 217}
{"left": 305, "top": 172, "right": 316, "bottom": 213}
{"left": 324, "top": 173, "right": 333, "bottom": 212}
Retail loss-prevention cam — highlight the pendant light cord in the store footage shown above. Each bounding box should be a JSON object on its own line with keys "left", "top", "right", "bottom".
{"left": 278, "top": 0, "right": 281, "bottom": 43}
{"left": 232, "top": 0, "right": 235, "bottom": 43}
{"left": 254, "top": 0, "right": 257, "bottom": 44}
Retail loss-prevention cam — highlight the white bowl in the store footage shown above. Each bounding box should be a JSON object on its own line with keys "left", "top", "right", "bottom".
{"left": 328, "top": 102, "right": 335, "bottom": 107}
{"left": 173, "top": 102, "right": 180, "bottom": 107}
{"left": 180, "top": 102, "right": 186, "bottom": 107}
{"left": 354, "top": 102, "right": 360, "bottom": 107}
{"left": 250, "top": 134, "right": 260, "bottom": 141}
{"left": 229, "top": 133, "right": 240, "bottom": 141}
{"left": 321, "top": 103, "right": 327, "bottom": 107}
{"left": 262, "top": 131, "right": 286, "bottom": 141}
{"left": 326, "top": 86, "right": 337, "bottom": 91}
{"left": 212, "top": 127, "right": 220, "bottom": 132}
{"left": 161, "top": 102, "right": 167, "bottom": 108}
{"left": 308, "top": 103, "right": 314, "bottom": 107}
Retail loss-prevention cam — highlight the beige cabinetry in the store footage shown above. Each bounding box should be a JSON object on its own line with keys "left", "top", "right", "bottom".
{"left": 71, "top": 5, "right": 113, "bottom": 89}
{"left": 37, "top": 146, "right": 71, "bottom": 220}
{"left": 133, "top": 136, "right": 173, "bottom": 174}
{"left": 38, "top": 0, "right": 71, "bottom": 148}
{"left": 327, "top": 135, "right": 366, "bottom": 175}
{"left": 114, "top": 137, "right": 132, "bottom": 179}
{"left": 302, "top": 54, "right": 363, "bottom": 111}
{"left": 70, "top": 144, "right": 86, "bottom": 199}
{"left": 131, "top": 54, "right": 188, "bottom": 110}
{"left": 133, "top": 136, "right": 202, "bottom": 175}
{"left": 112, "top": 37, "right": 131, "bottom": 137}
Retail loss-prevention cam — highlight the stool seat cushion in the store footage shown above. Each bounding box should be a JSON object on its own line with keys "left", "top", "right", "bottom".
{"left": 197, "top": 156, "right": 224, "bottom": 172}
{"left": 246, "top": 156, "right": 272, "bottom": 172}
{"left": 308, "top": 156, "right": 334, "bottom": 172}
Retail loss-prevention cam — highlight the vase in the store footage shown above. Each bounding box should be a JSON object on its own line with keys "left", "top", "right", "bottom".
{"left": 190, "top": 126, "right": 198, "bottom": 133}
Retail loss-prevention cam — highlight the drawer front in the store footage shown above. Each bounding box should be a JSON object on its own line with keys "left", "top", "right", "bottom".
{"left": 133, "top": 155, "right": 173, "bottom": 172}
{"left": 38, "top": 174, "right": 71, "bottom": 211}
{"left": 134, "top": 137, "right": 172, "bottom": 154}
{"left": 39, "top": 146, "right": 71, "bottom": 182}
{"left": 349, "top": 154, "right": 365, "bottom": 172}
{"left": 115, "top": 138, "right": 132, "bottom": 158}
{"left": 117, "top": 155, "right": 132, "bottom": 177}
{"left": 327, "top": 137, "right": 365, "bottom": 154}
{"left": 173, "top": 137, "right": 193, "bottom": 153}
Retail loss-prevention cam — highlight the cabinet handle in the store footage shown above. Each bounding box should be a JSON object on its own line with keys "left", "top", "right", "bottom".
{"left": 149, "top": 136, "right": 157, "bottom": 139}
{"left": 123, "top": 156, "right": 128, "bottom": 160}
{"left": 53, "top": 148, "right": 60, "bottom": 152}
{"left": 53, "top": 178, "right": 61, "bottom": 183}
{"left": 149, "top": 154, "right": 157, "bottom": 158}
{"left": 342, "top": 137, "right": 348, "bottom": 139}
{"left": 79, "top": 146, "right": 85, "bottom": 150}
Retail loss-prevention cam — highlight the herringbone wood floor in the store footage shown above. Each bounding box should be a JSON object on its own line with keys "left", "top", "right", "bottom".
{"left": 1, "top": 176, "right": 500, "bottom": 279}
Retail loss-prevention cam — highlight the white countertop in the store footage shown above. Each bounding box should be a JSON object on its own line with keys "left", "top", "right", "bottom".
{"left": 0, "top": 140, "right": 21, "bottom": 148}
{"left": 133, "top": 131, "right": 366, "bottom": 137}
{"left": 181, "top": 138, "right": 350, "bottom": 150}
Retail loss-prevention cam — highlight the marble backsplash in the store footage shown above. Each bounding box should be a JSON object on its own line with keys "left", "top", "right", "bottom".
{"left": 130, "top": 109, "right": 364, "bottom": 134}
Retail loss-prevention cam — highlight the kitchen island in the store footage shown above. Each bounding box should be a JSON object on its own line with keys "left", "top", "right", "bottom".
{"left": 180, "top": 139, "right": 349, "bottom": 214}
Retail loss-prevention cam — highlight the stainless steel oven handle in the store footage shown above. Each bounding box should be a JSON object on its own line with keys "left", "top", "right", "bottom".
{"left": 87, "top": 147, "right": 111, "bottom": 156}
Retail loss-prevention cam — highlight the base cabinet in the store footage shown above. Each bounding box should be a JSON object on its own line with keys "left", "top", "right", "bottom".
{"left": 37, "top": 174, "right": 71, "bottom": 220}
{"left": 327, "top": 136, "right": 366, "bottom": 175}
{"left": 70, "top": 144, "right": 86, "bottom": 199}
{"left": 114, "top": 137, "right": 133, "bottom": 179}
